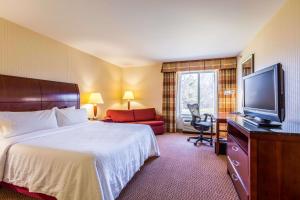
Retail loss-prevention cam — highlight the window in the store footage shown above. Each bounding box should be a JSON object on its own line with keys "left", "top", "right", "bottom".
{"left": 178, "top": 71, "right": 217, "bottom": 116}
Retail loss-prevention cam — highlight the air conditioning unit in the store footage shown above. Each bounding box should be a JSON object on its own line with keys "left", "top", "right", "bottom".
{"left": 182, "top": 117, "right": 198, "bottom": 133}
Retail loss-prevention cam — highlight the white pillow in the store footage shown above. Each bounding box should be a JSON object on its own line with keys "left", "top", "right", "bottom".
{"left": 55, "top": 108, "right": 88, "bottom": 126}
{"left": 0, "top": 109, "right": 58, "bottom": 138}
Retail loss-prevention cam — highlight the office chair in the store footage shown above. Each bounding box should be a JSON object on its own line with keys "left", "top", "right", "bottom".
{"left": 186, "top": 103, "right": 214, "bottom": 146}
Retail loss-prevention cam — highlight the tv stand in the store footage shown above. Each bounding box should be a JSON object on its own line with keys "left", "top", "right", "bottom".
{"left": 227, "top": 116, "right": 300, "bottom": 200}
{"left": 243, "top": 116, "right": 282, "bottom": 127}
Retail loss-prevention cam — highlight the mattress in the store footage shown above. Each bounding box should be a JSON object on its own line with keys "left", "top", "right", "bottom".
{"left": 0, "top": 121, "right": 160, "bottom": 200}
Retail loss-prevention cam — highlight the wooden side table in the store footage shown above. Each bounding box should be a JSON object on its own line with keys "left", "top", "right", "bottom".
{"left": 215, "top": 113, "right": 237, "bottom": 155}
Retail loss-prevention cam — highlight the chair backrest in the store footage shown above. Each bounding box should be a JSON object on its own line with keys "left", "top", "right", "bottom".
{"left": 187, "top": 103, "right": 200, "bottom": 116}
{"left": 187, "top": 103, "right": 201, "bottom": 124}
{"left": 187, "top": 103, "right": 213, "bottom": 131}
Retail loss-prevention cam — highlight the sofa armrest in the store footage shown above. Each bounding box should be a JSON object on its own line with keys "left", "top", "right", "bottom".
{"left": 102, "top": 117, "right": 113, "bottom": 122}
{"left": 155, "top": 114, "right": 164, "bottom": 121}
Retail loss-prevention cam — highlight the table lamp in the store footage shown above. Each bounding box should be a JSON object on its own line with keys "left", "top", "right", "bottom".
{"left": 88, "top": 92, "right": 104, "bottom": 119}
{"left": 123, "top": 90, "right": 134, "bottom": 110}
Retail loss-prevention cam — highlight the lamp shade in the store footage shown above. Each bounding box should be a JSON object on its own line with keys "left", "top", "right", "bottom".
{"left": 122, "top": 90, "right": 134, "bottom": 100}
{"left": 88, "top": 92, "right": 104, "bottom": 104}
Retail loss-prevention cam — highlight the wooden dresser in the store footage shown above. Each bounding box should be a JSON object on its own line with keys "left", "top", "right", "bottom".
{"left": 227, "top": 116, "right": 300, "bottom": 200}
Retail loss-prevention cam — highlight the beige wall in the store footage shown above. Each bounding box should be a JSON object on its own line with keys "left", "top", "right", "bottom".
{"left": 0, "top": 18, "right": 122, "bottom": 118}
{"left": 237, "top": 0, "right": 300, "bottom": 122}
{"left": 121, "top": 64, "right": 163, "bottom": 114}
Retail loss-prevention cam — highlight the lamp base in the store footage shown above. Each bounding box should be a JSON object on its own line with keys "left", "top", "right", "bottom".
{"left": 127, "top": 101, "right": 131, "bottom": 110}
{"left": 93, "top": 104, "right": 98, "bottom": 119}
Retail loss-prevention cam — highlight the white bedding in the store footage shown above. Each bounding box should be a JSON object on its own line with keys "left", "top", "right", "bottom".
{"left": 0, "top": 121, "right": 160, "bottom": 200}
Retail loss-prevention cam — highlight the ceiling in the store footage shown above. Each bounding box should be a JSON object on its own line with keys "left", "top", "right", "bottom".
{"left": 0, "top": 0, "right": 284, "bottom": 67}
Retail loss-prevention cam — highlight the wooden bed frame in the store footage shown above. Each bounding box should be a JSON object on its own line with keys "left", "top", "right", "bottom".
{"left": 0, "top": 74, "right": 80, "bottom": 200}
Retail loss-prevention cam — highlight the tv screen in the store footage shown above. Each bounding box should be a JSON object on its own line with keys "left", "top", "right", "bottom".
{"left": 243, "top": 63, "right": 285, "bottom": 123}
{"left": 244, "top": 69, "right": 275, "bottom": 110}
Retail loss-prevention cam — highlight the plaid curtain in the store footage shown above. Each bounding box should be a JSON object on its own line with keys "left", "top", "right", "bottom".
{"left": 218, "top": 68, "right": 236, "bottom": 113}
{"left": 162, "top": 72, "right": 176, "bottom": 132}
{"left": 161, "top": 57, "right": 236, "bottom": 133}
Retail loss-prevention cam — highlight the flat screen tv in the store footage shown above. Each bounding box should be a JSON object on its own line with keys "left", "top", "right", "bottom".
{"left": 243, "top": 63, "right": 285, "bottom": 126}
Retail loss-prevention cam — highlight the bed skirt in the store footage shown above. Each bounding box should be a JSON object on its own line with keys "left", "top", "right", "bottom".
{"left": 0, "top": 182, "right": 56, "bottom": 200}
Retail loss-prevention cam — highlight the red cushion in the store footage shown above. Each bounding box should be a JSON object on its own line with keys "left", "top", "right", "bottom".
{"left": 152, "top": 125, "right": 165, "bottom": 135}
{"left": 133, "top": 108, "right": 156, "bottom": 121}
{"left": 130, "top": 120, "right": 164, "bottom": 126}
{"left": 106, "top": 110, "right": 135, "bottom": 122}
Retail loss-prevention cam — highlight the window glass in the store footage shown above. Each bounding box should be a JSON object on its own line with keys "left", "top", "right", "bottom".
{"left": 199, "top": 72, "right": 216, "bottom": 114}
{"left": 179, "top": 71, "right": 217, "bottom": 116}
{"left": 179, "top": 73, "right": 198, "bottom": 115}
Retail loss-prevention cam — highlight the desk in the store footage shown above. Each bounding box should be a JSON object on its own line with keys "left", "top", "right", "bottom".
{"left": 215, "top": 113, "right": 236, "bottom": 155}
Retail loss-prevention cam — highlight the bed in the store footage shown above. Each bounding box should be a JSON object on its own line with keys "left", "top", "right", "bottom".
{"left": 0, "top": 74, "right": 160, "bottom": 200}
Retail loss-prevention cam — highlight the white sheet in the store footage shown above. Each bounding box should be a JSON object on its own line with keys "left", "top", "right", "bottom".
{"left": 0, "top": 121, "right": 160, "bottom": 200}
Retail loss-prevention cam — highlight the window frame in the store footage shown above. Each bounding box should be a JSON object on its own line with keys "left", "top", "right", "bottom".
{"left": 178, "top": 70, "right": 218, "bottom": 118}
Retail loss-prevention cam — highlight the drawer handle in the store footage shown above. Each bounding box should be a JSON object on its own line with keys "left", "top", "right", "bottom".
{"left": 232, "top": 146, "right": 239, "bottom": 152}
{"left": 231, "top": 173, "right": 239, "bottom": 181}
{"left": 232, "top": 160, "right": 240, "bottom": 167}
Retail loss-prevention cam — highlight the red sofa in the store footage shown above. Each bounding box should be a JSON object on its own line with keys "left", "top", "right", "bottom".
{"left": 104, "top": 108, "right": 165, "bottom": 135}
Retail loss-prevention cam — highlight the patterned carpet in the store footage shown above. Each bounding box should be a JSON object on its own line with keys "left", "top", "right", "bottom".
{"left": 0, "top": 133, "right": 238, "bottom": 200}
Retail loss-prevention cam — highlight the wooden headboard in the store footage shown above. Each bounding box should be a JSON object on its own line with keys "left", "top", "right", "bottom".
{"left": 0, "top": 74, "right": 80, "bottom": 111}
